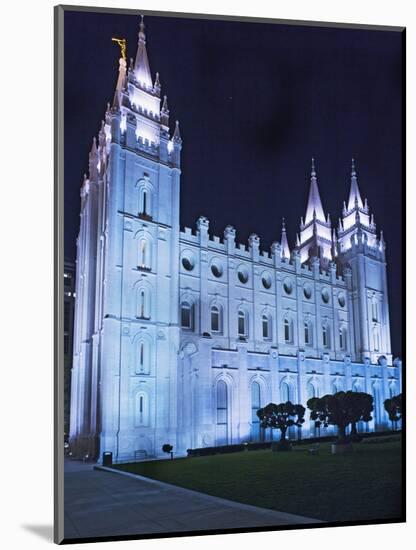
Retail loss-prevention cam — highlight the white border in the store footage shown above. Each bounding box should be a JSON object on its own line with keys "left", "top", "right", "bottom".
{"left": 0, "top": 1, "right": 411, "bottom": 549}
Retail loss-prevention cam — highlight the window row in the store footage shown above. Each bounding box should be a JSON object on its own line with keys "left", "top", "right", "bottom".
{"left": 181, "top": 302, "right": 349, "bottom": 350}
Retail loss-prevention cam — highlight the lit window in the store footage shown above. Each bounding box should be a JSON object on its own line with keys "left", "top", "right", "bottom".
{"left": 137, "top": 287, "right": 151, "bottom": 319}
{"left": 372, "top": 301, "right": 378, "bottom": 322}
{"left": 181, "top": 302, "right": 193, "bottom": 329}
{"left": 304, "top": 322, "right": 311, "bottom": 346}
{"left": 262, "top": 315, "right": 270, "bottom": 339}
{"left": 138, "top": 238, "right": 151, "bottom": 270}
{"left": 211, "top": 306, "right": 221, "bottom": 333}
{"left": 322, "top": 324, "right": 330, "bottom": 348}
{"left": 238, "top": 310, "right": 247, "bottom": 337}
{"left": 284, "top": 318, "right": 291, "bottom": 343}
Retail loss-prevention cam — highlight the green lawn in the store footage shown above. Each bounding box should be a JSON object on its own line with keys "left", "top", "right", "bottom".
{"left": 113, "top": 436, "right": 402, "bottom": 523}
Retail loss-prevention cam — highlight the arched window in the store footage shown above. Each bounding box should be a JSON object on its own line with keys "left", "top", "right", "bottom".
{"left": 139, "top": 186, "right": 152, "bottom": 218}
{"left": 339, "top": 327, "right": 347, "bottom": 350}
{"left": 262, "top": 314, "right": 270, "bottom": 339}
{"left": 138, "top": 238, "right": 151, "bottom": 270}
{"left": 211, "top": 305, "right": 221, "bottom": 333}
{"left": 216, "top": 380, "right": 228, "bottom": 445}
{"left": 322, "top": 324, "right": 330, "bottom": 348}
{"left": 389, "top": 383, "right": 396, "bottom": 398}
{"left": 281, "top": 381, "right": 291, "bottom": 402}
{"left": 352, "top": 381, "right": 361, "bottom": 393}
{"left": 307, "top": 382, "right": 318, "bottom": 436}
{"left": 372, "top": 300, "right": 378, "bottom": 322}
{"left": 137, "top": 287, "right": 151, "bottom": 319}
{"left": 332, "top": 381, "right": 339, "bottom": 394}
{"left": 374, "top": 329, "right": 380, "bottom": 351}
{"left": 135, "top": 392, "right": 149, "bottom": 426}
{"left": 136, "top": 339, "right": 150, "bottom": 374}
{"left": 181, "top": 301, "right": 193, "bottom": 329}
{"left": 251, "top": 381, "right": 262, "bottom": 442}
{"left": 284, "top": 318, "right": 292, "bottom": 343}
{"left": 304, "top": 321, "right": 312, "bottom": 346}
{"left": 238, "top": 310, "right": 247, "bottom": 337}
{"left": 372, "top": 383, "right": 381, "bottom": 426}
{"left": 307, "top": 381, "right": 317, "bottom": 399}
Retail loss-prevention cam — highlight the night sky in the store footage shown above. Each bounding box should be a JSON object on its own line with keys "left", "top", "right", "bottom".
{"left": 64, "top": 10, "right": 403, "bottom": 357}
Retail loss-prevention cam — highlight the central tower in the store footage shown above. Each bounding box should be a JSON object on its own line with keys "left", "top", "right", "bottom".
{"left": 69, "top": 18, "right": 183, "bottom": 460}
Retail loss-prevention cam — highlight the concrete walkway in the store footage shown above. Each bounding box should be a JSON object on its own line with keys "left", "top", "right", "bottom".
{"left": 64, "top": 458, "right": 319, "bottom": 540}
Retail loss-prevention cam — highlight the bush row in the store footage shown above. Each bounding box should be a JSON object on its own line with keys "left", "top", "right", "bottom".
{"left": 186, "top": 430, "right": 400, "bottom": 457}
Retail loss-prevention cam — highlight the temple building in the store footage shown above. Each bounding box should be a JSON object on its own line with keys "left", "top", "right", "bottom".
{"left": 69, "top": 18, "right": 402, "bottom": 461}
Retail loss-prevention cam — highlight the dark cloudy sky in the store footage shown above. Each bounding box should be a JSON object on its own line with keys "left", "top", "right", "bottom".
{"left": 64, "top": 9, "right": 403, "bottom": 357}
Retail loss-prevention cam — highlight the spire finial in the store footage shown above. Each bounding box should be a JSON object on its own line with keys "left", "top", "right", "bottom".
{"left": 173, "top": 120, "right": 181, "bottom": 141}
{"left": 139, "top": 15, "right": 145, "bottom": 41}
{"left": 351, "top": 157, "right": 356, "bottom": 176}
{"left": 282, "top": 217, "right": 286, "bottom": 231}
{"left": 162, "top": 95, "right": 169, "bottom": 113}
{"left": 311, "top": 157, "right": 316, "bottom": 177}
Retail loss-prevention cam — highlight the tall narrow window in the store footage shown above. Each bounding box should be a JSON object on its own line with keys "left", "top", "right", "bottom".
{"left": 216, "top": 380, "right": 228, "bottom": 445}
{"left": 181, "top": 301, "right": 193, "bottom": 329}
{"left": 211, "top": 306, "right": 220, "bottom": 333}
{"left": 281, "top": 381, "right": 291, "bottom": 402}
{"left": 339, "top": 327, "right": 344, "bottom": 350}
{"left": 138, "top": 238, "right": 151, "bottom": 270}
{"left": 238, "top": 310, "right": 246, "bottom": 337}
{"left": 136, "top": 392, "right": 149, "bottom": 426}
{"left": 142, "top": 190, "right": 148, "bottom": 215}
{"left": 372, "top": 301, "right": 378, "bottom": 322}
{"left": 137, "top": 287, "right": 151, "bottom": 320}
{"left": 304, "top": 322, "right": 311, "bottom": 346}
{"left": 284, "top": 318, "right": 291, "bottom": 343}
{"left": 251, "top": 381, "right": 262, "bottom": 442}
{"left": 262, "top": 315, "right": 270, "bottom": 339}
{"left": 374, "top": 330, "right": 380, "bottom": 351}
{"left": 139, "top": 342, "right": 144, "bottom": 371}
{"left": 139, "top": 187, "right": 152, "bottom": 218}
{"left": 322, "top": 324, "right": 329, "bottom": 348}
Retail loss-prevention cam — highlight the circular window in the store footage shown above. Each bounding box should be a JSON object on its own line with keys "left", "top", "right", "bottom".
{"left": 182, "top": 256, "right": 194, "bottom": 271}
{"left": 238, "top": 267, "right": 249, "bottom": 284}
{"left": 304, "top": 285, "right": 312, "bottom": 300}
{"left": 211, "top": 260, "right": 223, "bottom": 278}
{"left": 338, "top": 293, "right": 346, "bottom": 308}
{"left": 283, "top": 279, "right": 293, "bottom": 295}
{"left": 262, "top": 272, "right": 272, "bottom": 289}
{"left": 322, "top": 288, "right": 330, "bottom": 304}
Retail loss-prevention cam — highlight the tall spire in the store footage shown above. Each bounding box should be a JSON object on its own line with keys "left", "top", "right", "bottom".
{"left": 347, "top": 158, "right": 364, "bottom": 211}
{"left": 305, "top": 158, "right": 326, "bottom": 224}
{"left": 134, "top": 15, "right": 153, "bottom": 88}
{"left": 280, "top": 218, "right": 290, "bottom": 259}
{"left": 113, "top": 57, "right": 127, "bottom": 108}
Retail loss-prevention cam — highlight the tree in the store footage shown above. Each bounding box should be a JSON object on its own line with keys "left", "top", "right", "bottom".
{"left": 162, "top": 443, "right": 174, "bottom": 459}
{"left": 256, "top": 401, "right": 305, "bottom": 450}
{"left": 307, "top": 391, "right": 373, "bottom": 443}
{"left": 384, "top": 393, "right": 402, "bottom": 429}
{"left": 349, "top": 392, "right": 373, "bottom": 441}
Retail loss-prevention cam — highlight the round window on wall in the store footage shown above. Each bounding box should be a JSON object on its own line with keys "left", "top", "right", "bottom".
{"left": 211, "top": 260, "right": 223, "bottom": 278}
{"left": 322, "top": 288, "right": 330, "bottom": 304}
{"left": 338, "top": 293, "right": 346, "bottom": 308}
{"left": 262, "top": 272, "right": 272, "bottom": 289}
{"left": 304, "top": 285, "right": 312, "bottom": 300}
{"left": 283, "top": 278, "right": 293, "bottom": 295}
{"left": 238, "top": 266, "right": 249, "bottom": 284}
{"left": 182, "top": 255, "right": 194, "bottom": 271}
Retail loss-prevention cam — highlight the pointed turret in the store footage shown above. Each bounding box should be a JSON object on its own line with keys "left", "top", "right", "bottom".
{"left": 347, "top": 158, "right": 364, "bottom": 211}
{"left": 280, "top": 218, "right": 291, "bottom": 259}
{"left": 134, "top": 16, "right": 153, "bottom": 88}
{"left": 305, "top": 158, "right": 326, "bottom": 224}
{"left": 338, "top": 158, "right": 378, "bottom": 252}
{"left": 298, "top": 158, "right": 332, "bottom": 265}
{"left": 173, "top": 120, "right": 181, "bottom": 142}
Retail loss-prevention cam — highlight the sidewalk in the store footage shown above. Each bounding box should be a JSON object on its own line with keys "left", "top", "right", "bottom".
{"left": 64, "top": 458, "right": 319, "bottom": 540}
